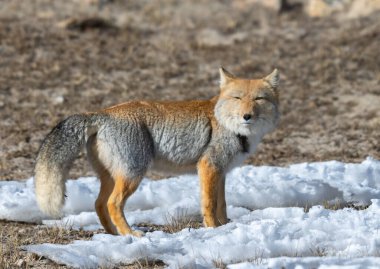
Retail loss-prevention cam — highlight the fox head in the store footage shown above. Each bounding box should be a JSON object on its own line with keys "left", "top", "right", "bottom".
{"left": 214, "top": 67, "right": 280, "bottom": 137}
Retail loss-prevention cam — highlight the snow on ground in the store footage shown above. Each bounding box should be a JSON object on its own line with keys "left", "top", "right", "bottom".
{"left": 1, "top": 158, "right": 380, "bottom": 268}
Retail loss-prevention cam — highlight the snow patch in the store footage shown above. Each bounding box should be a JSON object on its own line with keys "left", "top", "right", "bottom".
{"left": 1, "top": 158, "right": 380, "bottom": 268}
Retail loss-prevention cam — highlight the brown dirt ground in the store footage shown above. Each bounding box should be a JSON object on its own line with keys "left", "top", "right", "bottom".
{"left": 0, "top": 0, "right": 379, "bottom": 181}
{"left": 0, "top": 1, "right": 379, "bottom": 267}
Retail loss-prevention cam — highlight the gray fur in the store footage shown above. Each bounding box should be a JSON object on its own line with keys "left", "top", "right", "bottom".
{"left": 97, "top": 112, "right": 215, "bottom": 177}
{"left": 150, "top": 115, "right": 211, "bottom": 164}
{"left": 96, "top": 119, "right": 154, "bottom": 178}
{"left": 35, "top": 114, "right": 91, "bottom": 217}
{"left": 35, "top": 114, "right": 112, "bottom": 217}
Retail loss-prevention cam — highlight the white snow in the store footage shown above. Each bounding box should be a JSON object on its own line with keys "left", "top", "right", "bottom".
{"left": 1, "top": 157, "right": 380, "bottom": 268}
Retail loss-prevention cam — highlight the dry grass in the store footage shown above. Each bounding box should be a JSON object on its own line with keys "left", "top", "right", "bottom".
{"left": 0, "top": 209, "right": 203, "bottom": 268}
{"left": 0, "top": 219, "right": 168, "bottom": 269}
{"left": 302, "top": 200, "right": 370, "bottom": 213}
{"left": 164, "top": 209, "right": 203, "bottom": 234}
{"left": 0, "top": 220, "right": 96, "bottom": 268}
{"left": 136, "top": 209, "right": 203, "bottom": 234}
{"left": 130, "top": 258, "right": 165, "bottom": 269}
{"left": 309, "top": 246, "right": 328, "bottom": 257}
{"left": 213, "top": 258, "right": 228, "bottom": 269}
{"left": 212, "top": 249, "right": 265, "bottom": 268}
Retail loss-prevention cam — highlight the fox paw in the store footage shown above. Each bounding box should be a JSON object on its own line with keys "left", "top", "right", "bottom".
{"left": 131, "top": 230, "right": 144, "bottom": 237}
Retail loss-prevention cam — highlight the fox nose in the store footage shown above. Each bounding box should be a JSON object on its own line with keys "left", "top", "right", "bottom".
{"left": 243, "top": 114, "right": 252, "bottom": 121}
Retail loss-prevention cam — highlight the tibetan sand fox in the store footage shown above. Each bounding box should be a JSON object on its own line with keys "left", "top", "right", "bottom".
{"left": 35, "top": 68, "right": 280, "bottom": 236}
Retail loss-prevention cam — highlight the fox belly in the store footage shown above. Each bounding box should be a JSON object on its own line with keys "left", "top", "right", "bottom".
{"left": 149, "top": 158, "right": 197, "bottom": 175}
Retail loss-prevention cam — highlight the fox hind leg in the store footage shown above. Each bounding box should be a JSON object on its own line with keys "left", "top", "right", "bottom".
{"left": 89, "top": 123, "right": 153, "bottom": 236}
{"left": 107, "top": 174, "right": 142, "bottom": 236}
{"left": 89, "top": 140, "right": 144, "bottom": 236}
{"left": 96, "top": 171, "right": 117, "bottom": 234}
{"left": 87, "top": 136, "right": 117, "bottom": 234}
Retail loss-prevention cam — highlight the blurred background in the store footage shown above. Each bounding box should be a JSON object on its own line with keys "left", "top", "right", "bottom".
{"left": 0, "top": 0, "right": 379, "bottom": 180}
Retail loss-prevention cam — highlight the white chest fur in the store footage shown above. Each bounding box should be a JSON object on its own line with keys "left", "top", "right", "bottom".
{"left": 227, "top": 134, "right": 263, "bottom": 172}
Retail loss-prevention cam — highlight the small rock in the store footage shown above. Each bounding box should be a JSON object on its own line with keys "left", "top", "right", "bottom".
{"left": 16, "top": 259, "right": 25, "bottom": 267}
{"left": 52, "top": 95, "right": 64, "bottom": 105}
{"left": 304, "top": 0, "right": 380, "bottom": 18}
{"left": 57, "top": 17, "right": 117, "bottom": 32}
{"left": 234, "top": 0, "right": 284, "bottom": 12}
{"left": 196, "top": 29, "right": 247, "bottom": 48}
{"left": 347, "top": 0, "right": 380, "bottom": 19}
{"left": 304, "top": 0, "right": 345, "bottom": 17}
{"left": 37, "top": 11, "right": 54, "bottom": 19}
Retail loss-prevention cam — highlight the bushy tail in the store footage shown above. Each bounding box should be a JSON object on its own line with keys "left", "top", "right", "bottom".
{"left": 34, "top": 114, "right": 98, "bottom": 218}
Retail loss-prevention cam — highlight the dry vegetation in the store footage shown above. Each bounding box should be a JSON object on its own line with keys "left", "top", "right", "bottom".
{"left": 0, "top": 220, "right": 94, "bottom": 268}
{"left": 0, "top": 0, "right": 379, "bottom": 268}
{"left": 0, "top": 212, "right": 202, "bottom": 268}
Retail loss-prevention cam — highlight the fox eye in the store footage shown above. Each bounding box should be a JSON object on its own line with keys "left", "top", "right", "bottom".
{"left": 233, "top": 96, "right": 241, "bottom": 100}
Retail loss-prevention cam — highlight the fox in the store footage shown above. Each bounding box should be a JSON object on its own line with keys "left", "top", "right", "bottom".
{"left": 34, "top": 67, "right": 279, "bottom": 236}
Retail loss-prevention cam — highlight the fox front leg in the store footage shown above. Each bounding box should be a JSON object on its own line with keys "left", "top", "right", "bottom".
{"left": 198, "top": 157, "right": 225, "bottom": 227}
{"left": 216, "top": 175, "right": 228, "bottom": 225}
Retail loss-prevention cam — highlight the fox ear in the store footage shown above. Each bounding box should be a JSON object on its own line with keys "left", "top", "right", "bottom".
{"left": 264, "top": 68, "right": 279, "bottom": 89}
{"left": 219, "top": 67, "right": 235, "bottom": 87}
